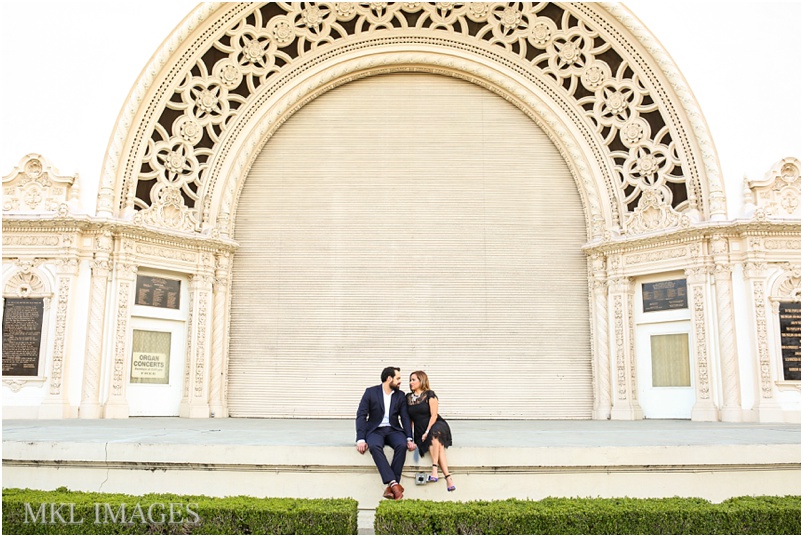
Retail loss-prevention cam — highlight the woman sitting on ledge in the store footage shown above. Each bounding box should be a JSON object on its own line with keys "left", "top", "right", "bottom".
{"left": 407, "top": 370, "right": 455, "bottom": 492}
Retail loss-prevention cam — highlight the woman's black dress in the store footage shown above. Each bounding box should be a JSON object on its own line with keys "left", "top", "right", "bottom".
{"left": 406, "top": 390, "right": 452, "bottom": 456}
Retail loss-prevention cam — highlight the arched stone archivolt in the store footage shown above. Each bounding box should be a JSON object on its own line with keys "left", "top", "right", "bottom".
{"left": 99, "top": 2, "right": 725, "bottom": 240}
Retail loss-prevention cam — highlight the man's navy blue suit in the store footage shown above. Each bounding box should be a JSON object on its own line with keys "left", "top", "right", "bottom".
{"left": 356, "top": 385, "right": 413, "bottom": 485}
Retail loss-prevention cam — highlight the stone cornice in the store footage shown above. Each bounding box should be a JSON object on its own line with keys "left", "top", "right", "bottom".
{"left": 2, "top": 215, "right": 238, "bottom": 253}
{"left": 583, "top": 219, "right": 801, "bottom": 256}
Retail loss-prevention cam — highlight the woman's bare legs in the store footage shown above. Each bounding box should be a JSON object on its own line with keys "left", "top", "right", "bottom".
{"left": 436, "top": 442, "right": 454, "bottom": 489}
{"left": 428, "top": 440, "right": 440, "bottom": 479}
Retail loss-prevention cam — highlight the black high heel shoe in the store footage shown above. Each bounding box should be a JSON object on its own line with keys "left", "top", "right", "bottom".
{"left": 444, "top": 474, "right": 455, "bottom": 492}
{"left": 427, "top": 464, "right": 438, "bottom": 482}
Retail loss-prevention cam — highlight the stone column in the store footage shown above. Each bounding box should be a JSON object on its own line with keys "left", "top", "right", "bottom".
{"left": 38, "top": 254, "right": 79, "bottom": 419}
{"left": 743, "top": 237, "right": 784, "bottom": 422}
{"left": 608, "top": 254, "right": 642, "bottom": 420}
{"left": 685, "top": 265, "right": 719, "bottom": 421}
{"left": 710, "top": 235, "right": 743, "bottom": 422}
{"left": 180, "top": 266, "right": 214, "bottom": 418}
{"left": 208, "top": 252, "right": 231, "bottom": 418}
{"left": 103, "top": 242, "right": 138, "bottom": 419}
{"left": 591, "top": 254, "right": 611, "bottom": 420}
{"left": 79, "top": 232, "right": 113, "bottom": 419}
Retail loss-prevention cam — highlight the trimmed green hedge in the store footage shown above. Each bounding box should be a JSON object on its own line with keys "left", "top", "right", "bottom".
{"left": 374, "top": 496, "right": 802, "bottom": 535}
{"left": 2, "top": 488, "right": 358, "bottom": 535}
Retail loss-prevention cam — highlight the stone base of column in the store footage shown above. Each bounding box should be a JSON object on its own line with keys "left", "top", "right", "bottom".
{"left": 79, "top": 403, "right": 102, "bottom": 419}
{"left": 691, "top": 404, "right": 719, "bottom": 421}
{"left": 610, "top": 401, "right": 644, "bottom": 420}
{"left": 719, "top": 406, "right": 743, "bottom": 422}
{"left": 103, "top": 402, "right": 130, "bottom": 419}
{"left": 593, "top": 407, "right": 611, "bottom": 420}
{"left": 757, "top": 402, "right": 785, "bottom": 423}
{"left": 209, "top": 403, "right": 228, "bottom": 418}
{"left": 180, "top": 402, "right": 210, "bottom": 418}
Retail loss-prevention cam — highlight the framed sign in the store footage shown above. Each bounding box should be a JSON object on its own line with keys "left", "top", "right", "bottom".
{"left": 2, "top": 298, "right": 44, "bottom": 376}
{"left": 642, "top": 279, "right": 688, "bottom": 313}
{"left": 778, "top": 302, "right": 801, "bottom": 381}
{"left": 135, "top": 276, "right": 181, "bottom": 310}
{"left": 130, "top": 330, "right": 171, "bottom": 384}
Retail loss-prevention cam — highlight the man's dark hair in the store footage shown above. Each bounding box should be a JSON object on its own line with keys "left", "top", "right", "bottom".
{"left": 381, "top": 366, "right": 400, "bottom": 383}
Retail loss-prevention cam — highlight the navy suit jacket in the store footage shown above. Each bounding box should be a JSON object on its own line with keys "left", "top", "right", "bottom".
{"left": 355, "top": 385, "right": 413, "bottom": 442}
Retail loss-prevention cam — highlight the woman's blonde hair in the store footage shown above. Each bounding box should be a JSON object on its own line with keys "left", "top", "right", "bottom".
{"left": 410, "top": 370, "right": 431, "bottom": 392}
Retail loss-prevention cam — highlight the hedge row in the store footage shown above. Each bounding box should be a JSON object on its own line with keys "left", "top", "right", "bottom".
{"left": 374, "top": 496, "right": 802, "bottom": 535}
{"left": 2, "top": 488, "right": 358, "bottom": 535}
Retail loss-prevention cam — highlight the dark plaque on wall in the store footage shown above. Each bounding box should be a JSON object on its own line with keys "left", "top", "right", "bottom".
{"left": 135, "top": 276, "right": 181, "bottom": 310}
{"left": 2, "top": 298, "right": 44, "bottom": 376}
{"left": 642, "top": 279, "right": 688, "bottom": 312}
{"left": 779, "top": 302, "right": 801, "bottom": 381}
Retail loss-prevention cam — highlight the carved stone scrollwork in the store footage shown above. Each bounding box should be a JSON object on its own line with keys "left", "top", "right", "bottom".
{"left": 623, "top": 187, "right": 689, "bottom": 235}
{"left": 745, "top": 157, "right": 801, "bottom": 219}
{"left": 2, "top": 154, "right": 79, "bottom": 215}
{"left": 774, "top": 263, "right": 802, "bottom": 301}
{"left": 4, "top": 269, "right": 47, "bottom": 298}
{"left": 108, "top": 2, "right": 713, "bottom": 237}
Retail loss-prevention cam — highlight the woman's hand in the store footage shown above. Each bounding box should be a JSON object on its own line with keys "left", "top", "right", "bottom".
{"left": 422, "top": 430, "right": 429, "bottom": 441}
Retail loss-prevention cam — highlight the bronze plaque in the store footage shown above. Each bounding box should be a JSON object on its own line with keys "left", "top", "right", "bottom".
{"left": 642, "top": 279, "right": 688, "bottom": 312}
{"left": 135, "top": 275, "right": 181, "bottom": 310}
{"left": 2, "top": 298, "right": 44, "bottom": 376}
{"left": 779, "top": 302, "right": 801, "bottom": 381}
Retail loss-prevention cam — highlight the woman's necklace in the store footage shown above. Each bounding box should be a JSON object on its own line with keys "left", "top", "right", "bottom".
{"left": 411, "top": 391, "right": 423, "bottom": 401}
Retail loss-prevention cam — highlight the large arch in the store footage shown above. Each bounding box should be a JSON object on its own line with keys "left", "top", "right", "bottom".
{"left": 92, "top": 2, "right": 744, "bottom": 421}
{"left": 99, "top": 2, "right": 726, "bottom": 235}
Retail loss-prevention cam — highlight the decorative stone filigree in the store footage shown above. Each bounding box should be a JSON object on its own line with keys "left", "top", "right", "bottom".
{"left": 3, "top": 270, "right": 48, "bottom": 298}
{"left": 773, "top": 263, "right": 802, "bottom": 301}
{"left": 3, "top": 379, "right": 30, "bottom": 392}
{"left": 2, "top": 154, "right": 79, "bottom": 215}
{"left": 744, "top": 157, "right": 801, "bottom": 219}
{"left": 114, "top": 3, "right": 704, "bottom": 236}
{"left": 623, "top": 187, "right": 688, "bottom": 234}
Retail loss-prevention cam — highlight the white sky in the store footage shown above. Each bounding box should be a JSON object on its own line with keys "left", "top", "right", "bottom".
{"left": 1, "top": 2, "right": 801, "bottom": 218}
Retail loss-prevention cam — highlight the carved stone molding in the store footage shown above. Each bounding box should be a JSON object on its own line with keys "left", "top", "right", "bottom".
{"left": 2, "top": 154, "right": 79, "bottom": 215}
{"left": 745, "top": 157, "right": 801, "bottom": 219}
{"left": 4, "top": 268, "right": 49, "bottom": 298}
{"left": 772, "top": 263, "right": 802, "bottom": 302}
{"left": 102, "top": 2, "right": 720, "bottom": 242}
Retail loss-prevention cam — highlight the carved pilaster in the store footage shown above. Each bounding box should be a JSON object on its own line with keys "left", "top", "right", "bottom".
{"left": 180, "top": 272, "right": 214, "bottom": 418}
{"left": 38, "top": 257, "right": 78, "bottom": 419}
{"left": 591, "top": 254, "right": 611, "bottom": 419}
{"left": 209, "top": 252, "right": 231, "bottom": 418}
{"left": 103, "top": 262, "right": 138, "bottom": 418}
{"left": 79, "top": 233, "right": 113, "bottom": 419}
{"left": 684, "top": 265, "right": 718, "bottom": 421}
{"left": 743, "top": 255, "right": 784, "bottom": 422}
{"left": 710, "top": 236, "right": 743, "bottom": 421}
{"left": 608, "top": 267, "right": 642, "bottom": 420}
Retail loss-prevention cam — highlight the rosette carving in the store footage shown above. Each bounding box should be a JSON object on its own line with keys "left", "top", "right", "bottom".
{"left": 124, "top": 2, "right": 700, "bottom": 236}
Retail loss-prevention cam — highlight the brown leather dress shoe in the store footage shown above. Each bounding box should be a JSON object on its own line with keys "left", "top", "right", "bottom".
{"left": 382, "top": 486, "right": 394, "bottom": 499}
{"left": 390, "top": 482, "right": 403, "bottom": 500}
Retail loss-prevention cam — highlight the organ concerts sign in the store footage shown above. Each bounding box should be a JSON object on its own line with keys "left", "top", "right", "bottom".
{"left": 779, "top": 302, "right": 801, "bottom": 381}
{"left": 2, "top": 298, "right": 44, "bottom": 376}
{"left": 130, "top": 330, "right": 172, "bottom": 384}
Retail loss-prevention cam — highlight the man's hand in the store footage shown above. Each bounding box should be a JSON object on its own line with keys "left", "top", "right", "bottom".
{"left": 356, "top": 441, "right": 368, "bottom": 454}
{"left": 407, "top": 440, "right": 416, "bottom": 452}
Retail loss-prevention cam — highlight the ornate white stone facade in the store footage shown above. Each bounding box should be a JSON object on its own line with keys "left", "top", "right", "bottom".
{"left": 2, "top": 3, "right": 800, "bottom": 421}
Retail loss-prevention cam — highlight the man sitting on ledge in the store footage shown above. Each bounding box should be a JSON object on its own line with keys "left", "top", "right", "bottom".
{"left": 355, "top": 366, "right": 416, "bottom": 500}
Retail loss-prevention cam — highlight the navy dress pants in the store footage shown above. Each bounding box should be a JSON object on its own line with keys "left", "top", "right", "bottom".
{"left": 366, "top": 427, "right": 407, "bottom": 485}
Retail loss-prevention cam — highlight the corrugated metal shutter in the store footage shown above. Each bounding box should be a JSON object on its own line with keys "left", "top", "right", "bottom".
{"left": 228, "top": 73, "right": 591, "bottom": 419}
